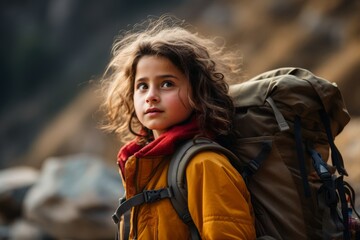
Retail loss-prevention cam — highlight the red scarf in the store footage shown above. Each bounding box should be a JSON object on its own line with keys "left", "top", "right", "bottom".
{"left": 117, "top": 117, "right": 200, "bottom": 174}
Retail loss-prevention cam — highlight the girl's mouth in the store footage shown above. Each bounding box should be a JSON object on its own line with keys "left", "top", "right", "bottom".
{"left": 145, "top": 108, "right": 163, "bottom": 114}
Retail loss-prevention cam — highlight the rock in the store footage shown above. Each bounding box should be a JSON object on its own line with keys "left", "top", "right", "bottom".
{"left": 0, "top": 166, "right": 39, "bottom": 222}
{"left": 9, "top": 219, "right": 53, "bottom": 240}
{"left": 0, "top": 225, "right": 9, "bottom": 240}
{"left": 23, "top": 153, "right": 123, "bottom": 240}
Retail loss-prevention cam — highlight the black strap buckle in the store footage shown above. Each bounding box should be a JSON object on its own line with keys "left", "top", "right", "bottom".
{"left": 143, "top": 188, "right": 172, "bottom": 203}
{"left": 144, "top": 190, "right": 162, "bottom": 203}
{"left": 308, "top": 148, "right": 331, "bottom": 180}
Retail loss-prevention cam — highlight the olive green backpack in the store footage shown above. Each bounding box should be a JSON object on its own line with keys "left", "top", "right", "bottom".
{"left": 112, "top": 67, "right": 358, "bottom": 239}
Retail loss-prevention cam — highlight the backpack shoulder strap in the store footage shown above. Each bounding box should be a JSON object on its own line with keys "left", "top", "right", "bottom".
{"left": 168, "top": 138, "right": 239, "bottom": 239}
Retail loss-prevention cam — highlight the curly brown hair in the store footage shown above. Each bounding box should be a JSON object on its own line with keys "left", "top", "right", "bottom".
{"left": 100, "top": 15, "right": 242, "bottom": 144}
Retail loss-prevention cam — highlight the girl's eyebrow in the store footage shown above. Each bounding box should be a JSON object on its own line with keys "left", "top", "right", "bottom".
{"left": 135, "top": 74, "right": 179, "bottom": 81}
{"left": 158, "top": 74, "right": 178, "bottom": 79}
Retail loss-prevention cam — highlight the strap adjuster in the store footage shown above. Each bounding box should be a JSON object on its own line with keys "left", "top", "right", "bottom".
{"left": 182, "top": 212, "right": 193, "bottom": 224}
{"left": 248, "top": 160, "right": 260, "bottom": 173}
{"left": 112, "top": 213, "right": 120, "bottom": 224}
{"left": 144, "top": 188, "right": 173, "bottom": 203}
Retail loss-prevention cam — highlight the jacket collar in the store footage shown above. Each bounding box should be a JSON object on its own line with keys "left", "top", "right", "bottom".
{"left": 117, "top": 117, "right": 199, "bottom": 173}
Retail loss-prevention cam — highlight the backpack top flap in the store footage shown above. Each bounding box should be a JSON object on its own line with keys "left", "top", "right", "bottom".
{"left": 229, "top": 67, "right": 350, "bottom": 137}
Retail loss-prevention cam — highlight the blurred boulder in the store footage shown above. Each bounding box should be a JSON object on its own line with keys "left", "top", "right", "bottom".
{"left": 0, "top": 166, "right": 39, "bottom": 222}
{"left": 8, "top": 219, "right": 53, "bottom": 240}
{"left": 23, "top": 153, "right": 123, "bottom": 240}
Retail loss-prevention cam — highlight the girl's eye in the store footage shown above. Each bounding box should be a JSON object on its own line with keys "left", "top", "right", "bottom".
{"left": 161, "top": 81, "right": 174, "bottom": 88}
{"left": 136, "top": 82, "right": 148, "bottom": 90}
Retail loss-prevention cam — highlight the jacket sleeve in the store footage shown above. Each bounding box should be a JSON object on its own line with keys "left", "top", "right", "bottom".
{"left": 185, "top": 151, "right": 256, "bottom": 240}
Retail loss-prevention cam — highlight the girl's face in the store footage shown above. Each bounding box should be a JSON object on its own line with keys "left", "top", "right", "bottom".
{"left": 133, "top": 55, "right": 193, "bottom": 139}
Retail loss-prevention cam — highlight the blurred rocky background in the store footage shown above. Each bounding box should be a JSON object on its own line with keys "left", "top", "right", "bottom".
{"left": 0, "top": 0, "right": 359, "bottom": 239}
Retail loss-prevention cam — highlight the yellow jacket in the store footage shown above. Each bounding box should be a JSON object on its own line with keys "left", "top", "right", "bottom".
{"left": 120, "top": 149, "right": 256, "bottom": 239}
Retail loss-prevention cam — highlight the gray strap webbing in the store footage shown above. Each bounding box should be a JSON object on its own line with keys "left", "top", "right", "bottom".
{"left": 112, "top": 187, "right": 173, "bottom": 224}
{"left": 266, "top": 97, "right": 290, "bottom": 131}
{"left": 123, "top": 210, "right": 130, "bottom": 240}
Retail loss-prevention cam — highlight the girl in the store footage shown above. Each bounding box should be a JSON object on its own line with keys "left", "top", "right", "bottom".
{"left": 100, "top": 16, "right": 255, "bottom": 239}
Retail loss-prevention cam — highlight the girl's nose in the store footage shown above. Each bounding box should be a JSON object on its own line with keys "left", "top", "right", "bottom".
{"left": 145, "top": 88, "right": 160, "bottom": 103}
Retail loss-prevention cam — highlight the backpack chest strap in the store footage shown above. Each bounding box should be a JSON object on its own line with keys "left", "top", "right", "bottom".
{"left": 111, "top": 187, "right": 173, "bottom": 224}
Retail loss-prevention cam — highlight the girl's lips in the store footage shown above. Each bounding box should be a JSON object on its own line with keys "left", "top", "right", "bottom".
{"left": 145, "top": 108, "right": 163, "bottom": 114}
